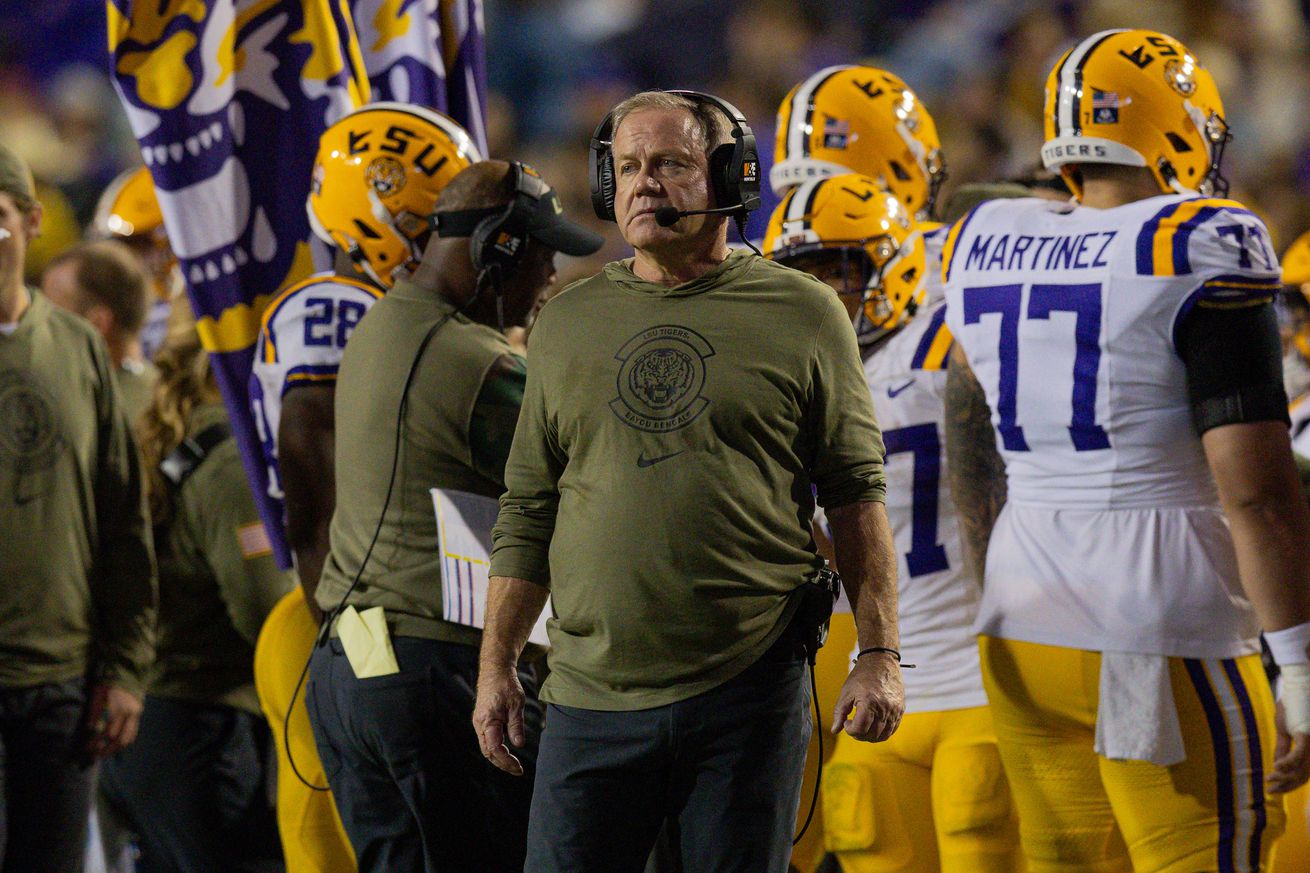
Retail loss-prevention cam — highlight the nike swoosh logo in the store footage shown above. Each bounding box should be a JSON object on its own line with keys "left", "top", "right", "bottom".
{"left": 636, "top": 450, "right": 685, "bottom": 468}
{"left": 887, "top": 379, "right": 916, "bottom": 398}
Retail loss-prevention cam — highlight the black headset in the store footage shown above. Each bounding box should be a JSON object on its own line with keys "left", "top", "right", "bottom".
{"left": 588, "top": 90, "right": 761, "bottom": 222}
{"left": 430, "top": 161, "right": 551, "bottom": 272}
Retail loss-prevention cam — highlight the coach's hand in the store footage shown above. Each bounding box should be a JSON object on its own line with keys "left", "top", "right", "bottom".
{"left": 1268, "top": 699, "right": 1310, "bottom": 793}
{"left": 831, "top": 652, "right": 905, "bottom": 742}
{"left": 84, "top": 682, "right": 143, "bottom": 759}
{"left": 474, "top": 666, "right": 528, "bottom": 776}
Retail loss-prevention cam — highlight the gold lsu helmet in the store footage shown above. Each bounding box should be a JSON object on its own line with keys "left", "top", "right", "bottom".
{"left": 308, "top": 102, "right": 483, "bottom": 288}
{"left": 770, "top": 66, "right": 945, "bottom": 221}
{"left": 92, "top": 166, "right": 177, "bottom": 298}
{"left": 1041, "top": 29, "right": 1230, "bottom": 200}
{"left": 764, "top": 173, "right": 926, "bottom": 345}
{"left": 1282, "top": 231, "right": 1310, "bottom": 360}
{"left": 92, "top": 166, "right": 168, "bottom": 247}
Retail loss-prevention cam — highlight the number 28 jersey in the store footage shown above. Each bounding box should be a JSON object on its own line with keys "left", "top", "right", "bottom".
{"left": 249, "top": 274, "right": 382, "bottom": 507}
{"left": 942, "top": 194, "right": 1281, "bottom": 659}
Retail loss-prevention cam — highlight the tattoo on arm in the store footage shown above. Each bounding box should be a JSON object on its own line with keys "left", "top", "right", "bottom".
{"left": 470, "top": 355, "right": 527, "bottom": 488}
{"left": 945, "top": 349, "right": 1007, "bottom": 587}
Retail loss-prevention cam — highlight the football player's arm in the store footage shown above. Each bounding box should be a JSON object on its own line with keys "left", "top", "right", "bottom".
{"left": 1181, "top": 299, "right": 1310, "bottom": 791}
{"left": 478, "top": 348, "right": 558, "bottom": 775}
{"left": 944, "top": 342, "right": 1006, "bottom": 586}
{"left": 278, "top": 384, "right": 336, "bottom": 623}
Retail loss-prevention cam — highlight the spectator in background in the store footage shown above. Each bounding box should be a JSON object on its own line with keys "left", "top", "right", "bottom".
{"left": 42, "top": 240, "right": 157, "bottom": 421}
{"left": 0, "top": 141, "right": 156, "bottom": 872}
{"left": 90, "top": 167, "right": 178, "bottom": 360}
{"left": 100, "top": 310, "right": 293, "bottom": 873}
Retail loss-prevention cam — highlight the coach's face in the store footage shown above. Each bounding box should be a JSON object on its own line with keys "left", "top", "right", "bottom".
{"left": 611, "top": 108, "right": 721, "bottom": 255}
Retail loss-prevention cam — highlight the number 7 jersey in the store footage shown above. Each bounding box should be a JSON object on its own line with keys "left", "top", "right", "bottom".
{"left": 942, "top": 194, "right": 1280, "bottom": 658}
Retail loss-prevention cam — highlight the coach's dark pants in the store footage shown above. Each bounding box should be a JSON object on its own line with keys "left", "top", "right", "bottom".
{"left": 0, "top": 680, "right": 95, "bottom": 873}
{"left": 306, "top": 636, "right": 542, "bottom": 873}
{"left": 99, "top": 696, "right": 281, "bottom": 873}
{"left": 527, "top": 634, "right": 812, "bottom": 873}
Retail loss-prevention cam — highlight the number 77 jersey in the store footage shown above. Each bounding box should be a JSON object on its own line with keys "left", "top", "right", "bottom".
{"left": 941, "top": 193, "right": 1280, "bottom": 658}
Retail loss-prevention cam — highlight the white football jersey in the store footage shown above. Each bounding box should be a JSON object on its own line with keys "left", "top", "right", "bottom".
{"left": 918, "top": 221, "right": 949, "bottom": 306}
{"left": 249, "top": 273, "right": 382, "bottom": 502}
{"left": 943, "top": 194, "right": 1281, "bottom": 659}
{"left": 860, "top": 300, "right": 987, "bottom": 713}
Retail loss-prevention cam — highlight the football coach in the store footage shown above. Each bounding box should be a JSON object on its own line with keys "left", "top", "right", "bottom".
{"left": 473, "top": 89, "right": 905, "bottom": 873}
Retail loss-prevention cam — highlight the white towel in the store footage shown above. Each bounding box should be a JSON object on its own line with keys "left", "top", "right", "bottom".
{"left": 1094, "top": 651, "right": 1186, "bottom": 766}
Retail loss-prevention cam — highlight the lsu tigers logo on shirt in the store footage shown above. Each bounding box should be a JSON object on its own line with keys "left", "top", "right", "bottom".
{"left": 609, "top": 325, "right": 715, "bottom": 433}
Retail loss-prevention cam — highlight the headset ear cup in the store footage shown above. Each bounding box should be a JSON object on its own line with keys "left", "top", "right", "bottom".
{"left": 708, "top": 142, "right": 738, "bottom": 210}
{"left": 599, "top": 152, "right": 617, "bottom": 221}
{"left": 589, "top": 124, "right": 618, "bottom": 222}
{"left": 469, "top": 213, "right": 499, "bottom": 271}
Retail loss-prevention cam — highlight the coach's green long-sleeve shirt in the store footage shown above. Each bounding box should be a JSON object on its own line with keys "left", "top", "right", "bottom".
{"left": 491, "top": 251, "right": 886, "bottom": 710}
{"left": 0, "top": 290, "right": 156, "bottom": 694}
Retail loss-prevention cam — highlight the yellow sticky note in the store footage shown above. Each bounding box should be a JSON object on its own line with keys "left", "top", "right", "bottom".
{"left": 337, "top": 606, "right": 400, "bottom": 678}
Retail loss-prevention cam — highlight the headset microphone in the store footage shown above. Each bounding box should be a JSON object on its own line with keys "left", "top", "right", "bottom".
{"left": 653, "top": 204, "right": 745, "bottom": 227}
{"left": 653, "top": 203, "right": 765, "bottom": 257}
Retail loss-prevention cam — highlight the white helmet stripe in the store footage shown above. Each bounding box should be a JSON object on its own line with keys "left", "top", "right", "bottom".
{"left": 786, "top": 66, "right": 850, "bottom": 162}
{"left": 786, "top": 178, "right": 826, "bottom": 232}
{"left": 1057, "top": 29, "right": 1128, "bottom": 137}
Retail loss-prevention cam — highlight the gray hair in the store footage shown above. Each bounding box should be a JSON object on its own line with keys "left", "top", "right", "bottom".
{"left": 610, "top": 91, "right": 732, "bottom": 156}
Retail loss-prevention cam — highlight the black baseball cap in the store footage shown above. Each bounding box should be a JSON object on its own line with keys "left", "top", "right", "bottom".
{"left": 433, "top": 161, "right": 603, "bottom": 256}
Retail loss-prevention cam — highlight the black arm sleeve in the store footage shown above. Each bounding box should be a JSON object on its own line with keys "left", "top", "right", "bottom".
{"left": 1176, "top": 300, "right": 1289, "bottom": 436}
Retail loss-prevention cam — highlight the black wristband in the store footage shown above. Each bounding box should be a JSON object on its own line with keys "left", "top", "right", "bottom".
{"left": 854, "top": 647, "right": 915, "bottom": 668}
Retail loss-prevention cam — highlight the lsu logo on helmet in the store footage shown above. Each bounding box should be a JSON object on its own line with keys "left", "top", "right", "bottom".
{"left": 763, "top": 173, "right": 926, "bottom": 346}
{"left": 771, "top": 66, "right": 946, "bottom": 221}
{"left": 308, "top": 102, "right": 483, "bottom": 289}
{"left": 1041, "top": 29, "right": 1230, "bottom": 199}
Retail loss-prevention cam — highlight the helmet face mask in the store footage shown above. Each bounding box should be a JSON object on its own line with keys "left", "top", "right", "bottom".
{"left": 308, "top": 102, "right": 483, "bottom": 288}
{"left": 763, "top": 174, "right": 926, "bottom": 346}
{"left": 771, "top": 66, "right": 946, "bottom": 221}
{"left": 1041, "top": 29, "right": 1231, "bottom": 200}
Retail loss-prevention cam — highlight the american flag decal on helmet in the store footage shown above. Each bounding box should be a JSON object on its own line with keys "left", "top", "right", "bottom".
{"left": 1092, "top": 90, "right": 1121, "bottom": 124}
{"left": 823, "top": 118, "right": 851, "bottom": 149}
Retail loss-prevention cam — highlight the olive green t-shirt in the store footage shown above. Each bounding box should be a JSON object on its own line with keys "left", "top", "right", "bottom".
{"left": 115, "top": 358, "right": 158, "bottom": 425}
{"left": 491, "top": 251, "right": 887, "bottom": 710}
{"left": 317, "top": 278, "right": 523, "bottom": 643}
{"left": 149, "top": 404, "right": 295, "bottom": 713}
{"left": 0, "top": 290, "right": 156, "bottom": 693}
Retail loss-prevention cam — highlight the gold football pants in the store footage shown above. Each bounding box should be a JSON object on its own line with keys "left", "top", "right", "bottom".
{"left": 822, "top": 702, "right": 1023, "bottom": 873}
{"left": 254, "top": 587, "right": 356, "bottom": 873}
{"left": 980, "top": 636, "right": 1286, "bottom": 873}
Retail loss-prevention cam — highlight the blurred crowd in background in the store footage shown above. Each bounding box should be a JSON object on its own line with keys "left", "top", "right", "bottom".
{"left": 4, "top": 0, "right": 1310, "bottom": 288}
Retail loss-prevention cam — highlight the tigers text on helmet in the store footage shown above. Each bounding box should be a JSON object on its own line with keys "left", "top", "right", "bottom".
{"left": 763, "top": 173, "right": 926, "bottom": 346}
{"left": 308, "top": 102, "right": 482, "bottom": 289}
{"left": 770, "top": 66, "right": 945, "bottom": 221}
{"left": 1041, "top": 29, "right": 1231, "bottom": 199}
